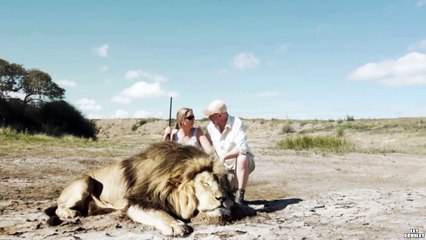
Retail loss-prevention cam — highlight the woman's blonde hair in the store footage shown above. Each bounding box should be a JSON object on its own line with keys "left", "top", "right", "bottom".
{"left": 175, "top": 107, "right": 193, "bottom": 129}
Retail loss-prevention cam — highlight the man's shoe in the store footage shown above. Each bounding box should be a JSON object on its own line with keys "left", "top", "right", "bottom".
{"left": 235, "top": 189, "right": 246, "bottom": 204}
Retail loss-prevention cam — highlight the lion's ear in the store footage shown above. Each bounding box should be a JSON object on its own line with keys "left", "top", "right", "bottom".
{"left": 168, "top": 174, "right": 182, "bottom": 187}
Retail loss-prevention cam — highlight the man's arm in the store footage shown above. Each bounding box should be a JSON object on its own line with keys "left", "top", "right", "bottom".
{"left": 220, "top": 145, "right": 240, "bottom": 162}
{"left": 233, "top": 120, "right": 249, "bottom": 155}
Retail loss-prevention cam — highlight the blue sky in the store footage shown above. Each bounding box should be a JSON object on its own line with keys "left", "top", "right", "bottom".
{"left": 1, "top": 0, "right": 426, "bottom": 120}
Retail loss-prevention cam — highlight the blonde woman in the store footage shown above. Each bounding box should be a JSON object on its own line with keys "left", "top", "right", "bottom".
{"left": 163, "top": 107, "right": 213, "bottom": 154}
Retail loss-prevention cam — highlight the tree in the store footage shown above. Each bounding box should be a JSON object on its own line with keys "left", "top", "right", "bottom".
{"left": 0, "top": 59, "right": 65, "bottom": 105}
{"left": 21, "top": 69, "right": 65, "bottom": 105}
{"left": 0, "top": 58, "right": 26, "bottom": 98}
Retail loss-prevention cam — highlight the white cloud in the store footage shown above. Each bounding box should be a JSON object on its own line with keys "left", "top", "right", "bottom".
{"left": 348, "top": 52, "right": 426, "bottom": 86}
{"left": 111, "top": 95, "right": 132, "bottom": 104}
{"left": 56, "top": 79, "right": 77, "bottom": 88}
{"left": 416, "top": 0, "right": 426, "bottom": 6}
{"left": 257, "top": 91, "right": 279, "bottom": 97}
{"left": 133, "top": 110, "right": 163, "bottom": 118}
{"left": 124, "top": 70, "right": 140, "bottom": 80}
{"left": 232, "top": 52, "right": 260, "bottom": 70}
{"left": 122, "top": 82, "right": 166, "bottom": 98}
{"left": 408, "top": 39, "right": 426, "bottom": 51}
{"left": 114, "top": 110, "right": 129, "bottom": 118}
{"left": 93, "top": 44, "right": 109, "bottom": 58}
{"left": 124, "top": 70, "right": 168, "bottom": 82}
{"left": 75, "top": 98, "right": 102, "bottom": 111}
{"left": 111, "top": 81, "right": 177, "bottom": 104}
{"left": 86, "top": 113, "right": 105, "bottom": 119}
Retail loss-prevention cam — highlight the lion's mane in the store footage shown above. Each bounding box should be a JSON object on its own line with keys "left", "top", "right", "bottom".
{"left": 121, "top": 141, "right": 232, "bottom": 220}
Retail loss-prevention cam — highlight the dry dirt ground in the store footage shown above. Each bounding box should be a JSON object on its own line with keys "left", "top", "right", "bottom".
{"left": 1, "top": 118, "right": 425, "bottom": 239}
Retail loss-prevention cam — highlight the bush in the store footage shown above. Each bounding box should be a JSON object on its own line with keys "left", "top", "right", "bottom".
{"left": 0, "top": 98, "right": 96, "bottom": 139}
{"left": 281, "top": 123, "right": 295, "bottom": 134}
{"left": 336, "top": 127, "right": 345, "bottom": 137}
{"left": 131, "top": 118, "right": 158, "bottom": 131}
{"left": 346, "top": 115, "right": 355, "bottom": 121}
{"left": 277, "top": 135, "right": 351, "bottom": 153}
{"left": 0, "top": 98, "right": 42, "bottom": 133}
{"left": 40, "top": 100, "right": 97, "bottom": 139}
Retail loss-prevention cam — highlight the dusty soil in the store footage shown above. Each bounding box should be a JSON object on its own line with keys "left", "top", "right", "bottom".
{"left": 1, "top": 118, "right": 425, "bottom": 239}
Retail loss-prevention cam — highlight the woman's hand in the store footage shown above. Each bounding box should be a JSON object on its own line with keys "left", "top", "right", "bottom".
{"left": 163, "top": 126, "right": 173, "bottom": 141}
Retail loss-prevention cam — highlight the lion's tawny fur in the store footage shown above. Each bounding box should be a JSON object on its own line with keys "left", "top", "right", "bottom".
{"left": 47, "top": 141, "right": 235, "bottom": 236}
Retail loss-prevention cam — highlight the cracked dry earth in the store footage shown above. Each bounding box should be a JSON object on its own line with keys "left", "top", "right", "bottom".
{"left": 1, "top": 119, "right": 426, "bottom": 239}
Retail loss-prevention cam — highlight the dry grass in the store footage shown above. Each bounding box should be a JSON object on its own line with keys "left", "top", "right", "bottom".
{"left": 2, "top": 117, "right": 426, "bottom": 155}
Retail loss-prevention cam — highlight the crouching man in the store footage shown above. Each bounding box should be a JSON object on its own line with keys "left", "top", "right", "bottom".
{"left": 203, "top": 100, "right": 255, "bottom": 204}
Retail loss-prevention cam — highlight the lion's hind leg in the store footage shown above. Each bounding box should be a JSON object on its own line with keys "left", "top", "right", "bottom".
{"left": 55, "top": 175, "right": 94, "bottom": 219}
{"left": 127, "top": 205, "right": 193, "bottom": 236}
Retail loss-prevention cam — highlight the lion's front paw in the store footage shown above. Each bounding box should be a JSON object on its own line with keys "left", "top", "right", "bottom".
{"left": 55, "top": 207, "right": 80, "bottom": 219}
{"left": 161, "top": 220, "right": 193, "bottom": 236}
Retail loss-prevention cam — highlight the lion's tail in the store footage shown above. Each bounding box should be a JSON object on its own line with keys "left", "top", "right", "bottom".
{"left": 44, "top": 205, "right": 63, "bottom": 226}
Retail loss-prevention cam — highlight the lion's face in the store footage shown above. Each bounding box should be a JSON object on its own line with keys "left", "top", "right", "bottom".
{"left": 193, "top": 171, "right": 233, "bottom": 217}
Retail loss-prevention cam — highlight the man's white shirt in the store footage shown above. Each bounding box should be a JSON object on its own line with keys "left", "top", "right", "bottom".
{"left": 206, "top": 115, "right": 251, "bottom": 159}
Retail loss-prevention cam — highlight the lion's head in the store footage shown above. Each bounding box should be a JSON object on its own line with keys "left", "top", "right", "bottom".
{"left": 193, "top": 170, "right": 234, "bottom": 217}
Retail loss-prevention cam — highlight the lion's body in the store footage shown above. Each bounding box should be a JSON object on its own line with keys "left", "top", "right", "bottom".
{"left": 50, "top": 141, "right": 234, "bottom": 236}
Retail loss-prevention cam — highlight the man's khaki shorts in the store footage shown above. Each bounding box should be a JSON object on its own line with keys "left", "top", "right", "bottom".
{"left": 223, "top": 152, "right": 255, "bottom": 173}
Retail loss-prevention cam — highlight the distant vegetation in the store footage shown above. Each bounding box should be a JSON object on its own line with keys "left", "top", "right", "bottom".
{"left": 346, "top": 115, "right": 355, "bottom": 121}
{"left": 0, "top": 127, "right": 95, "bottom": 145}
{"left": 0, "top": 58, "right": 96, "bottom": 139}
{"left": 277, "top": 135, "right": 352, "bottom": 153}
{"left": 281, "top": 122, "right": 296, "bottom": 134}
{"left": 131, "top": 118, "right": 158, "bottom": 131}
{"left": 274, "top": 117, "right": 426, "bottom": 154}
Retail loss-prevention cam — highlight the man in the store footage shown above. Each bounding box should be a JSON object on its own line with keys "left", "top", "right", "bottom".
{"left": 203, "top": 100, "right": 255, "bottom": 204}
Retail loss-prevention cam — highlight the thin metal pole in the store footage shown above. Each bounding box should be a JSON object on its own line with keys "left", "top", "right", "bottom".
{"left": 168, "top": 96, "right": 173, "bottom": 127}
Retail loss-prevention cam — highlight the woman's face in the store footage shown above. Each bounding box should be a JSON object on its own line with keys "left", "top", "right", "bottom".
{"left": 181, "top": 110, "right": 195, "bottom": 128}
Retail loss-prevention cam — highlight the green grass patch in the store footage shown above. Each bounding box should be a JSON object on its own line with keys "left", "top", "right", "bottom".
{"left": 0, "top": 128, "right": 50, "bottom": 141}
{"left": 277, "top": 135, "right": 352, "bottom": 153}
{"left": 0, "top": 127, "right": 101, "bottom": 147}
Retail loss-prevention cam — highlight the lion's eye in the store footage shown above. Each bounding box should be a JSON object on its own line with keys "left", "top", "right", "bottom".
{"left": 202, "top": 181, "right": 210, "bottom": 187}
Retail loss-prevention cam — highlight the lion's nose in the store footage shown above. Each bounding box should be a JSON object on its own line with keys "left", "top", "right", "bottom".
{"left": 216, "top": 195, "right": 226, "bottom": 203}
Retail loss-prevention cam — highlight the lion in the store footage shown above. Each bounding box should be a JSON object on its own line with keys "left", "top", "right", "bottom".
{"left": 45, "top": 141, "right": 244, "bottom": 236}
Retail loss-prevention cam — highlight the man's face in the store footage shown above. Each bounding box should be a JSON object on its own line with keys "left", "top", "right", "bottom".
{"left": 209, "top": 113, "right": 221, "bottom": 125}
